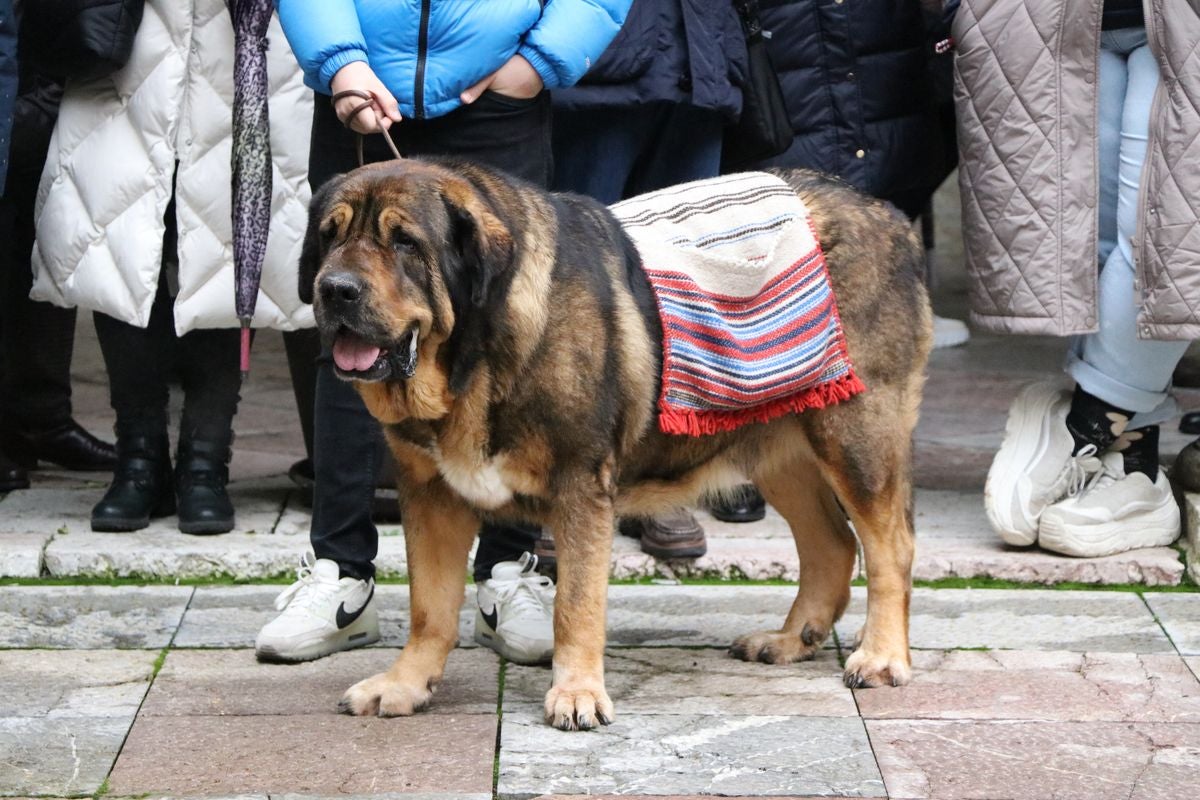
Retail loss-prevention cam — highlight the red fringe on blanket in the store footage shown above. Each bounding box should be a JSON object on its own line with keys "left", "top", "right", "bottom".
{"left": 656, "top": 372, "right": 867, "bottom": 437}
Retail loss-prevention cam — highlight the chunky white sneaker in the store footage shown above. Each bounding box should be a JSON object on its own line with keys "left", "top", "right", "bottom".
{"left": 474, "top": 552, "right": 555, "bottom": 665}
{"left": 255, "top": 553, "right": 380, "bottom": 663}
{"left": 985, "top": 383, "right": 1104, "bottom": 546}
{"left": 1039, "top": 452, "right": 1181, "bottom": 558}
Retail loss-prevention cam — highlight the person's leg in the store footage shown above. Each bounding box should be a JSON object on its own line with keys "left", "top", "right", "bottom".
{"left": 306, "top": 97, "right": 389, "bottom": 580}
{"left": 551, "top": 104, "right": 643, "bottom": 203}
{"left": 0, "top": 97, "right": 115, "bottom": 471}
{"left": 257, "top": 100, "right": 388, "bottom": 662}
{"left": 401, "top": 92, "right": 560, "bottom": 662}
{"left": 624, "top": 103, "right": 723, "bottom": 196}
{"left": 1068, "top": 34, "right": 1188, "bottom": 430}
{"left": 175, "top": 323, "right": 242, "bottom": 534}
{"left": 987, "top": 34, "right": 1141, "bottom": 546}
{"left": 404, "top": 93, "right": 557, "bottom": 578}
{"left": 1039, "top": 32, "right": 1182, "bottom": 556}
{"left": 90, "top": 275, "right": 177, "bottom": 531}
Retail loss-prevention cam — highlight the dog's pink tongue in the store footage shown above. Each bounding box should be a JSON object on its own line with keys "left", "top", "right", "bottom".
{"left": 333, "top": 334, "right": 381, "bottom": 372}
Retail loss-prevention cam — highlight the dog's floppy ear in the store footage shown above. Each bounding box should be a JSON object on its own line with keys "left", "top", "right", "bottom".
{"left": 441, "top": 179, "right": 514, "bottom": 308}
{"left": 298, "top": 175, "right": 347, "bottom": 305}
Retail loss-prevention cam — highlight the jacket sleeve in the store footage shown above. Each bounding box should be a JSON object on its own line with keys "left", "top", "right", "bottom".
{"left": 518, "top": 0, "right": 632, "bottom": 89}
{"left": 275, "top": 0, "right": 370, "bottom": 94}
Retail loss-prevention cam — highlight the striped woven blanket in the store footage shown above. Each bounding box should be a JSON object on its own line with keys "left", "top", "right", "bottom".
{"left": 610, "top": 172, "right": 864, "bottom": 436}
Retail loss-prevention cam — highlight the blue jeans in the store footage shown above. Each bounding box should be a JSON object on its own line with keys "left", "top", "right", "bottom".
{"left": 1065, "top": 27, "right": 1188, "bottom": 427}
{"left": 552, "top": 103, "right": 724, "bottom": 204}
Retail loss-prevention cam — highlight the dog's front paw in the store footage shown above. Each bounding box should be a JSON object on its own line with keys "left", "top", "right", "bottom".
{"left": 729, "top": 629, "right": 822, "bottom": 664}
{"left": 842, "top": 647, "right": 912, "bottom": 688}
{"left": 339, "top": 671, "right": 435, "bottom": 717}
{"left": 544, "top": 682, "right": 614, "bottom": 731}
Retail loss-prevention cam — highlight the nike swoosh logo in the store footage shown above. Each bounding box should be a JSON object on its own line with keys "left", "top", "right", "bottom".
{"left": 479, "top": 603, "right": 499, "bottom": 633}
{"left": 335, "top": 584, "right": 374, "bottom": 630}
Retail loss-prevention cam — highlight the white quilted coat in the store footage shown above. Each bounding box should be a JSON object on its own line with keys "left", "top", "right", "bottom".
{"left": 31, "top": 0, "right": 314, "bottom": 334}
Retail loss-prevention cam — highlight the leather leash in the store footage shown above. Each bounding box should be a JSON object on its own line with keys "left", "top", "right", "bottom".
{"left": 331, "top": 89, "right": 403, "bottom": 165}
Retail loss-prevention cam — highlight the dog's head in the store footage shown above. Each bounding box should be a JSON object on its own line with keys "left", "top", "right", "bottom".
{"left": 299, "top": 159, "right": 515, "bottom": 385}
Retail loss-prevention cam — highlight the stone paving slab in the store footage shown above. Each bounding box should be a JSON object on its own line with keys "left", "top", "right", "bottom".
{"left": 0, "top": 487, "right": 99, "bottom": 534}
{"left": 505, "top": 648, "right": 856, "bottom": 718}
{"left": 0, "top": 717, "right": 132, "bottom": 796}
{"left": 173, "top": 585, "right": 478, "bottom": 649}
{"left": 108, "top": 714, "right": 497, "bottom": 796}
{"left": 605, "top": 585, "right": 822, "bottom": 648}
{"left": 497, "top": 712, "right": 885, "bottom": 798}
{"left": 0, "top": 649, "right": 156, "bottom": 717}
{"left": 1143, "top": 593, "right": 1200, "bottom": 655}
{"left": 0, "top": 533, "right": 49, "bottom": 577}
{"left": 0, "top": 586, "right": 193, "bottom": 648}
{"left": 142, "top": 647, "right": 499, "bottom": 716}
{"left": 854, "top": 650, "right": 1200, "bottom": 723}
{"left": 867, "top": 719, "right": 1200, "bottom": 800}
{"left": 836, "top": 587, "right": 1175, "bottom": 653}
{"left": 908, "top": 490, "right": 1185, "bottom": 586}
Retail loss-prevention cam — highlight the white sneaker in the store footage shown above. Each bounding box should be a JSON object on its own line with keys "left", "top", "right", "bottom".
{"left": 985, "top": 383, "right": 1104, "bottom": 546}
{"left": 1039, "top": 452, "right": 1181, "bottom": 557}
{"left": 932, "top": 315, "right": 970, "bottom": 349}
{"left": 255, "top": 553, "right": 380, "bottom": 663}
{"left": 474, "top": 552, "right": 555, "bottom": 665}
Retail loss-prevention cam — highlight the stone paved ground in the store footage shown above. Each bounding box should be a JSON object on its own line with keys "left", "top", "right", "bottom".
{"left": 5, "top": 177, "right": 1200, "bottom": 798}
{"left": 2, "top": 585, "right": 1200, "bottom": 799}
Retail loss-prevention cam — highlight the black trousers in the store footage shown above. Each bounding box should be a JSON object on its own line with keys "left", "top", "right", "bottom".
{"left": 287, "top": 92, "right": 552, "bottom": 582}
{"left": 94, "top": 270, "right": 242, "bottom": 443}
{"left": 0, "top": 79, "right": 74, "bottom": 432}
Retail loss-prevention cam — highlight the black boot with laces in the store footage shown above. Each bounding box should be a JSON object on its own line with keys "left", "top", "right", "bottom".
{"left": 176, "top": 437, "right": 235, "bottom": 535}
{"left": 91, "top": 432, "right": 175, "bottom": 532}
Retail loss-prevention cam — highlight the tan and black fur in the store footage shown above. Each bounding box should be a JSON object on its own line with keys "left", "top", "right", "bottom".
{"left": 299, "top": 158, "right": 932, "bottom": 730}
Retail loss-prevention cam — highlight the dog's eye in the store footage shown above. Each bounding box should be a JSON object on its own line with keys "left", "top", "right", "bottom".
{"left": 392, "top": 231, "right": 417, "bottom": 253}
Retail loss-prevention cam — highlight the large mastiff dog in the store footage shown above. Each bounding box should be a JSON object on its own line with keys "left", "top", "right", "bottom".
{"left": 298, "top": 158, "right": 931, "bottom": 730}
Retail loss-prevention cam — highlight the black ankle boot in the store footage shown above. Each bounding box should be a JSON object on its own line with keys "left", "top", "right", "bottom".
{"left": 176, "top": 438, "right": 235, "bottom": 535}
{"left": 91, "top": 433, "right": 175, "bottom": 532}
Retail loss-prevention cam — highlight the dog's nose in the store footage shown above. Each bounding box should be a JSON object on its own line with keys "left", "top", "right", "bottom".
{"left": 318, "top": 272, "right": 365, "bottom": 306}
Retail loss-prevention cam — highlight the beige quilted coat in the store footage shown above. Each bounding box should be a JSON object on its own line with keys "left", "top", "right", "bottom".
{"left": 954, "top": 0, "right": 1200, "bottom": 339}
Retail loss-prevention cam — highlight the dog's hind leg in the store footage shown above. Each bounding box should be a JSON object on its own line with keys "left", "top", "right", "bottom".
{"left": 730, "top": 461, "right": 856, "bottom": 664}
{"left": 544, "top": 487, "right": 616, "bottom": 731}
{"left": 340, "top": 481, "right": 479, "bottom": 717}
{"left": 806, "top": 400, "right": 917, "bottom": 689}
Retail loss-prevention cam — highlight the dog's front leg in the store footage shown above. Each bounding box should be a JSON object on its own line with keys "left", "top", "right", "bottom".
{"left": 545, "top": 492, "right": 615, "bottom": 731}
{"left": 341, "top": 481, "right": 479, "bottom": 717}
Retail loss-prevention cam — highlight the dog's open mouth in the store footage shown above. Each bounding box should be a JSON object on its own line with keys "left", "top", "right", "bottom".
{"left": 331, "top": 325, "right": 420, "bottom": 382}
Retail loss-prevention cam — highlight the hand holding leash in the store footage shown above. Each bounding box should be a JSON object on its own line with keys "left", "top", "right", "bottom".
{"left": 331, "top": 61, "right": 402, "bottom": 133}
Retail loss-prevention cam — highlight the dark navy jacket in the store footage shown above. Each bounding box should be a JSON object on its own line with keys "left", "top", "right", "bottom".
{"left": 553, "top": 0, "right": 746, "bottom": 121}
{"left": 750, "top": 0, "right": 956, "bottom": 218}
{"left": 0, "top": 0, "right": 16, "bottom": 194}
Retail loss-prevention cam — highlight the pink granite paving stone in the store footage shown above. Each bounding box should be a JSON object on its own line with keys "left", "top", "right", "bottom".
{"left": 140, "top": 647, "right": 499, "bottom": 717}
{"left": 868, "top": 719, "right": 1200, "bottom": 800}
{"left": 855, "top": 650, "right": 1200, "bottom": 723}
{"left": 108, "top": 714, "right": 496, "bottom": 796}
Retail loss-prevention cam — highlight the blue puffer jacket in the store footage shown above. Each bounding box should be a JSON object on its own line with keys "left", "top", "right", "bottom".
{"left": 276, "top": 0, "right": 631, "bottom": 120}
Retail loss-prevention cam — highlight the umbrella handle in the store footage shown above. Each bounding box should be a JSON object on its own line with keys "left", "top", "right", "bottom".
{"left": 331, "top": 89, "right": 402, "bottom": 165}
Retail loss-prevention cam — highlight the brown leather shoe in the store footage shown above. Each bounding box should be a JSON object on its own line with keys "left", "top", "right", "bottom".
{"left": 619, "top": 509, "right": 707, "bottom": 559}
